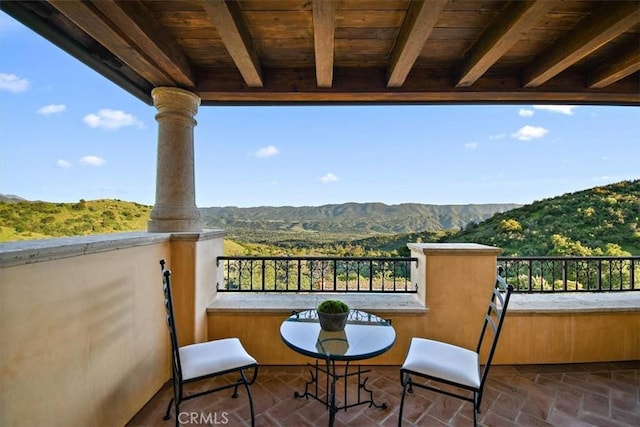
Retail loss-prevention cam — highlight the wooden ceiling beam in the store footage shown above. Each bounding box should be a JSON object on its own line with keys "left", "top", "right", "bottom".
{"left": 588, "top": 48, "right": 640, "bottom": 89}
{"left": 91, "top": 0, "right": 195, "bottom": 88}
{"left": 456, "top": 1, "right": 559, "bottom": 88}
{"left": 312, "top": 0, "right": 336, "bottom": 88}
{"left": 195, "top": 67, "right": 640, "bottom": 105}
{"left": 203, "top": 0, "right": 263, "bottom": 88}
{"left": 386, "top": 0, "right": 447, "bottom": 88}
{"left": 196, "top": 89, "right": 640, "bottom": 105}
{"left": 524, "top": 1, "right": 640, "bottom": 88}
{"left": 48, "top": 0, "right": 175, "bottom": 85}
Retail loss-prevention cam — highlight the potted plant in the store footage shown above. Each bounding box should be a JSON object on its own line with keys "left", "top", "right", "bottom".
{"left": 317, "top": 299, "right": 350, "bottom": 331}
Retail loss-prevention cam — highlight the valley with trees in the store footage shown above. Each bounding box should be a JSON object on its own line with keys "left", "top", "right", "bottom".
{"left": 1, "top": 180, "right": 638, "bottom": 258}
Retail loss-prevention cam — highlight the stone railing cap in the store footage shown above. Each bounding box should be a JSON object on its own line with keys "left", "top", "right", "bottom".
{"left": 407, "top": 243, "right": 502, "bottom": 255}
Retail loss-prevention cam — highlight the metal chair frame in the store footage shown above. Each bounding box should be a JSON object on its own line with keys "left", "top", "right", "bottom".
{"left": 398, "top": 274, "right": 514, "bottom": 426}
{"left": 160, "top": 260, "right": 258, "bottom": 427}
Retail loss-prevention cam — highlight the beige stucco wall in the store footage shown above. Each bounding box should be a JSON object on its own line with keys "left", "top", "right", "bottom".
{"left": 496, "top": 311, "right": 640, "bottom": 364}
{"left": 208, "top": 308, "right": 640, "bottom": 366}
{"left": 208, "top": 309, "right": 425, "bottom": 365}
{"left": 0, "top": 234, "right": 171, "bottom": 427}
{"left": 0, "top": 231, "right": 223, "bottom": 427}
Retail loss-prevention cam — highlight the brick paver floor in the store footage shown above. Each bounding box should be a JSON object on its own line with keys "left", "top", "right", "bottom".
{"left": 127, "top": 361, "right": 639, "bottom": 426}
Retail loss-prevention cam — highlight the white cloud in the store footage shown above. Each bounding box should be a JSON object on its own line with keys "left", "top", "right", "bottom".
{"left": 320, "top": 172, "right": 339, "bottom": 183}
{"left": 83, "top": 109, "right": 144, "bottom": 130}
{"left": 252, "top": 145, "right": 279, "bottom": 158}
{"left": 56, "top": 159, "right": 72, "bottom": 168}
{"left": 533, "top": 105, "right": 576, "bottom": 115}
{"left": 38, "top": 104, "right": 66, "bottom": 116}
{"left": 0, "top": 73, "right": 29, "bottom": 93}
{"left": 489, "top": 133, "right": 505, "bottom": 140}
{"left": 465, "top": 142, "right": 478, "bottom": 149}
{"left": 512, "top": 125, "right": 549, "bottom": 141}
{"left": 79, "top": 155, "right": 106, "bottom": 166}
{"left": 519, "top": 108, "right": 534, "bottom": 117}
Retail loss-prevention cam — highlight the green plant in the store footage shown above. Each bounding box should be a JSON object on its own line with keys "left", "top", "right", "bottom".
{"left": 317, "top": 299, "right": 349, "bottom": 314}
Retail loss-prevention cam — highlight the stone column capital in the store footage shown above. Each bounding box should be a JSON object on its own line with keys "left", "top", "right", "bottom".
{"left": 152, "top": 87, "right": 201, "bottom": 117}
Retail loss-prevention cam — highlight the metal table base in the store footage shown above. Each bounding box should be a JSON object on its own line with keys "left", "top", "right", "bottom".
{"left": 294, "top": 359, "right": 387, "bottom": 426}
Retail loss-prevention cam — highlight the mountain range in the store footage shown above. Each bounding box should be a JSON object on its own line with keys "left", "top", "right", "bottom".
{"left": 200, "top": 203, "right": 521, "bottom": 236}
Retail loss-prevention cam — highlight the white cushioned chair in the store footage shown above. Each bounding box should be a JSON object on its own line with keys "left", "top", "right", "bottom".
{"left": 398, "top": 273, "right": 513, "bottom": 426}
{"left": 159, "top": 260, "right": 259, "bottom": 426}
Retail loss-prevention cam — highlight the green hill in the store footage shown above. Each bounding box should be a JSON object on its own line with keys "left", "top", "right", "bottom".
{"left": 0, "top": 199, "right": 151, "bottom": 241}
{"left": 347, "top": 180, "right": 640, "bottom": 257}
{"left": 445, "top": 180, "right": 639, "bottom": 255}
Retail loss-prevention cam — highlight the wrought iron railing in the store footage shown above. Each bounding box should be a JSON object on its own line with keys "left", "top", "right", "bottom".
{"left": 497, "top": 256, "right": 639, "bottom": 293}
{"left": 216, "top": 256, "right": 418, "bottom": 293}
{"left": 216, "top": 255, "right": 639, "bottom": 294}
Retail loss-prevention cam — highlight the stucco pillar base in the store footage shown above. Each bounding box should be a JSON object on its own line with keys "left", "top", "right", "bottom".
{"left": 147, "top": 219, "right": 204, "bottom": 233}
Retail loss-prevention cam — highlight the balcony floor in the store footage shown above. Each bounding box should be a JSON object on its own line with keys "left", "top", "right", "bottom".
{"left": 127, "top": 361, "right": 639, "bottom": 426}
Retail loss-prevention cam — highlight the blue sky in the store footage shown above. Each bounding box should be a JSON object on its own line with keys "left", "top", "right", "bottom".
{"left": 1, "top": 12, "right": 638, "bottom": 208}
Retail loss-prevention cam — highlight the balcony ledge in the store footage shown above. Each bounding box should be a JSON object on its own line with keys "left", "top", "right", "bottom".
{"left": 207, "top": 292, "right": 427, "bottom": 315}
{"left": 207, "top": 291, "right": 640, "bottom": 316}
{"left": 0, "top": 230, "right": 225, "bottom": 267}
{"left": 508, "top": 291, "right": 640, "bottom": 314}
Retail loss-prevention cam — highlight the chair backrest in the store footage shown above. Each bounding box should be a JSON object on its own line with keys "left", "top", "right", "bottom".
{"left": 476, "top": 271, "right": 514, "bottom": 389}
{"left": 160, "top": 259, "right": 183, "bottom": 385}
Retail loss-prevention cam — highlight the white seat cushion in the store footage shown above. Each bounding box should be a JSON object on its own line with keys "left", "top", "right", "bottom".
{"left": 179, "top": 338, "right": 257, "bottom": 381}
{"left": 401, "top": 337, "right": 480, "bottom": 389}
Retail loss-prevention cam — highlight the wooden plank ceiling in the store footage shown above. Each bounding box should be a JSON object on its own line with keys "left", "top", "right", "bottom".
{"left": 2, "top": 0, "right": 639, "bottom": 105}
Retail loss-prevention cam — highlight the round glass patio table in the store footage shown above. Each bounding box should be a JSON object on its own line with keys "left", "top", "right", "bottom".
{"left": 280, "top": 309, "right": 396, "bottom": 361}
{"left": 280, "top": 309, "right": 396, "bottom": 427}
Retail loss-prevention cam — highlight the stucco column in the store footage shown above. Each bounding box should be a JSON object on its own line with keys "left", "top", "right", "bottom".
{"left": 148, "top": 87, "right": 203, "bottom": 232}
{"left": 408, "top": 243, "right": 502, "bottom": 349}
